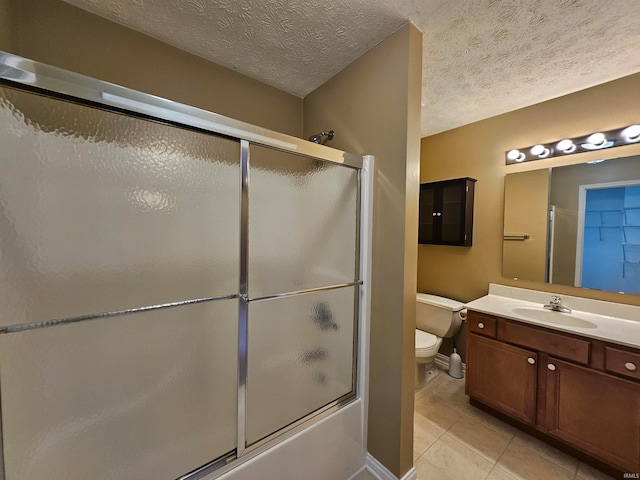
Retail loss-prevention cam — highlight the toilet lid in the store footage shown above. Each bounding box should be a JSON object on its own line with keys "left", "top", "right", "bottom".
{"left": 415, "top": 329, "right": 438, "bottom": 349}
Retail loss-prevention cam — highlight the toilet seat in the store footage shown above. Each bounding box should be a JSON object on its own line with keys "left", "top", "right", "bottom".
{"left": 415, "top": 329, "right": 437, "bottom": 349}
{"left": 415, "top": 329, "right": 442, "bottom": 357}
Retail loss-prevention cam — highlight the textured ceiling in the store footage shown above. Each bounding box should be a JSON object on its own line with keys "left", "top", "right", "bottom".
{"left": 62, "top": 0, "right": 640, "bottom": 137}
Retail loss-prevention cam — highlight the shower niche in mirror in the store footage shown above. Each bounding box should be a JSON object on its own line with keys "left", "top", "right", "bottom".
{"left": 503, "top": 155, "right": 640, "bottom": 295}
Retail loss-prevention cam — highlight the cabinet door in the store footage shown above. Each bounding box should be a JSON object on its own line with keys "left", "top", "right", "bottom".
{"left": 440, "top": 182, "right": 465, "bottom": 243}
{"left": 466, "top": 333, "right": 538, "bottom": 424}
{"left": 546, "top": 358, "right": 640, "bottom": 473}
{"left": 419, "top": 183, "right": 437, "bottom": 243}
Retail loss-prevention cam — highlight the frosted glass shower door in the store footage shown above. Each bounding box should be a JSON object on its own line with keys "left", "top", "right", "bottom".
{"left": 246, "top": 145, "right": 359, "bottom": 445}
{"left": 0, "top": 86, "right": 240, "bottom": 480}
{"left": 248, "top": 146, "right": 358, "bottom": 297}
{"left": 246, "top": 287, "right": 357, "bottom": 444}
{"left": 0, "top": 87, "right": 240, "bottom": 324}
{"left": 0, "top": 300, "right": 238, "bottom": 480}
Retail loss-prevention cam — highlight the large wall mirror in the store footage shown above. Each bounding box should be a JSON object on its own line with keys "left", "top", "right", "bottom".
{"left": 503, "top": 154, "right": 640, "bottom": 295}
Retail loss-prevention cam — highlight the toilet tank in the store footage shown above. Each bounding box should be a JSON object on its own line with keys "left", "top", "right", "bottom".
{"left": 416, "top": 293, "right": 465, "bottom": 338}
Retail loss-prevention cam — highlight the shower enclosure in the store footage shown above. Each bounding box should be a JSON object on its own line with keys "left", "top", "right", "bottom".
{"left": 0, "top": 52, "right": 371, "bottom": 480}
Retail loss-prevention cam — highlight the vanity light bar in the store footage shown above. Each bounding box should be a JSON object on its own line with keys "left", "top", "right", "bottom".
{"left": 505, "top": 124, "right": 640, "bottom": 165}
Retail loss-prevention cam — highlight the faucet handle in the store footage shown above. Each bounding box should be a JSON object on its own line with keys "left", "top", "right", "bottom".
{"left": 550, "top": 295, "right": 562, "bottom": 305}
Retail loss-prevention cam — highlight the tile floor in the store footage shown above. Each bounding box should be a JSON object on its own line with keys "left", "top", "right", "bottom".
{"left": 413, "top": 367, "right": 615, "bottom": 480}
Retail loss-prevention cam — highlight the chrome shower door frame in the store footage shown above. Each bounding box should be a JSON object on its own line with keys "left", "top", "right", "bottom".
{"left": 0, "top": 51, "right": 373, "bottom": 480}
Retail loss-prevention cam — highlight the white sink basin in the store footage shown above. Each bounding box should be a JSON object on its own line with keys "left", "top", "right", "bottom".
{"left": 510, "top": 307, "right": 598, "bottom": 329}
{"left": 464, "top": 285, "right": 640, "bottom": 349}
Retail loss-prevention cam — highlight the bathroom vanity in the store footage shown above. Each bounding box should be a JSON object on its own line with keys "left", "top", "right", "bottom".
{"left": 465, "top": 285, "right": 640, "bottom": 477}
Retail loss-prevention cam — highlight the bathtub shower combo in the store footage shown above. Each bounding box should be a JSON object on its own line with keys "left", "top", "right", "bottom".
{"left": 0, "top": 52, "right": 372, "bottom": 480}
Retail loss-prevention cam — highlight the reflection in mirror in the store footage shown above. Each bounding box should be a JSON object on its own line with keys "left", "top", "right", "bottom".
{"left": 503, "top": 169, "right": 550, "bottom": 283}
{"left": 503, "top": 155, "right": 640, "bottom": 295}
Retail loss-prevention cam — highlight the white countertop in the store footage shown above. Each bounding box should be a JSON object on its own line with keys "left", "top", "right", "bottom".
{"left": 464, "top": 284, "right": 640, "bottom": 350}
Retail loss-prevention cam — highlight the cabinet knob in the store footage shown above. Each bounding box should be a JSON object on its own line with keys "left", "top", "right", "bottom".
{"left": 547, "top": 364, "right": 556, "bottom": 371}
{"left": 432, "top": 212, "right": 437, "bottom": 216}
{"left": 477, "top": 322, "right": 485, "bottom": 329}
{"left": 625, "top": 362, "right": 637, "bottom": 371}
{"left": 436, "top": 212, "right": 442, "bottom": 216}
{"left": 527, "top": 357, "right": 535, "bottom": 365}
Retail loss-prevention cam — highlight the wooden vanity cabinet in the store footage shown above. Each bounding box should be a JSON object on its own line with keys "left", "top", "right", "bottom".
{"left": 466, "top": 310, "right": 640, "bottom": 476}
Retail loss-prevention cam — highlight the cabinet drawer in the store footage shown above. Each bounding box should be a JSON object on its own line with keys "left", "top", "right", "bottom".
{"left": 502, "top": 321, "right": 591, "bottom": 365}
{"left": 605, "top": 347, "right": 640, "bottom": 381}
{"left": 468, "top": 312, "right": 497, "bottom": 338}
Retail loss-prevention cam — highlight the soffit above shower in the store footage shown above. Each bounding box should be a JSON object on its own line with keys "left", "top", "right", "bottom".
{"left": 61, "top": 0, "right": 640, "bottom": 137}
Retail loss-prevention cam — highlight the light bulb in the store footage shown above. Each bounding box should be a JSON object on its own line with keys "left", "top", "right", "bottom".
{"left": 530, "top": 144, "right": 550, "bottom": 158}
{"left": 586, "top": 132, "right": 606, "bottom": 147}
{"left": 556, "top": 139, "right": 575, "bottom": 153}
{"left": 622, "top": 124, "right": 640, "bottom": 142}
{"left": 507, "top": 149, "right": 525, "bottom": 162}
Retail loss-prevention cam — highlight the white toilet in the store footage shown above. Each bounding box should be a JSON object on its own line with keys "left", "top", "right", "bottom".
{"left": 415, "top": 293, "right": 466, "bottom": 387}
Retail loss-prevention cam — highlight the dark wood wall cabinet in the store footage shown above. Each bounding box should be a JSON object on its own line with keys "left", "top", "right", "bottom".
{"left": 466, "top": 310, "right": 640, "bottom": 477}
{"left": 419, "top": 177, "right": 476, "bottom": 246}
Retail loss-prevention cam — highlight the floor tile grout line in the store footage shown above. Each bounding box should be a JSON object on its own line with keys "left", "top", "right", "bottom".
{"left": 419, "top": 426, "right": 445, "bottom": 458}
{"left": 477, "top": 443, "right": 501, "bottom": 480}
{"left": 416, "top": 371, "right": 506, "bottom": 478}
{"left": 512, "top": 434, "right": 580, "bottom": 478}
{"left": 423, "top": 455, "right": 457, "bottom": 480}
{"left": 444, "top": 417, "right": 513, "bottom": 467}
{"left": 428, "top": 429, "right": 500, "bottom": 479}
{"left": 420, "top": 435, "right": 490, "bottom": 480}
{"left": 413, "top": 416, "right": 449, "bottom": 460}
{"left": 479, "top": 462, "right": 496, "bottom": 480}
{"left": 454, "top": 408, "right": 518, "bottom": 440}
{"left": 493, "top": 434, "right": 517, "bottom": 475}
{"left": 569, "top": 459, "right": 580, "bottom": 479}
{"left": 429, "top": 376, "right": 521, "bottom": 440}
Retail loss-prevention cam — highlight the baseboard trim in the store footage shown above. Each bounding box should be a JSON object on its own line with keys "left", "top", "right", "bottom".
{"left": 365, "top": 453, "right": 417, "bottom": 480}
{"left": 346, "top": 465, "right": 367, "bottom": 480}
{"left": 434, "top": 352, "right": 466, "bottom": 376}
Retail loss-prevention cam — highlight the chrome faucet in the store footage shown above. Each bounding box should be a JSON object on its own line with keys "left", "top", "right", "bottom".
{"left": 543, "top": 295, "right": 572, "bottom": 313}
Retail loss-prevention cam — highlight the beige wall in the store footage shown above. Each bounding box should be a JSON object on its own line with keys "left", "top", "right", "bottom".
{"left": 503, "top": 169, "right": 550, "bottom": 282}
{"left": 419, "top": 73, "right": 640, "bottom": 309}
{"left": 0, "top": 0, "right": 17, "bottom": 52}
{"left": 304, "top": 24, "right": 422, "bottom": 478}
{"left": 2, "top": 0, "right": 302, "bottom": 137}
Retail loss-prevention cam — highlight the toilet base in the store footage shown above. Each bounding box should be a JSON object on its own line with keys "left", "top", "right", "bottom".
{"left": 415, "top": 360, "right": 439, "bottom": 389}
